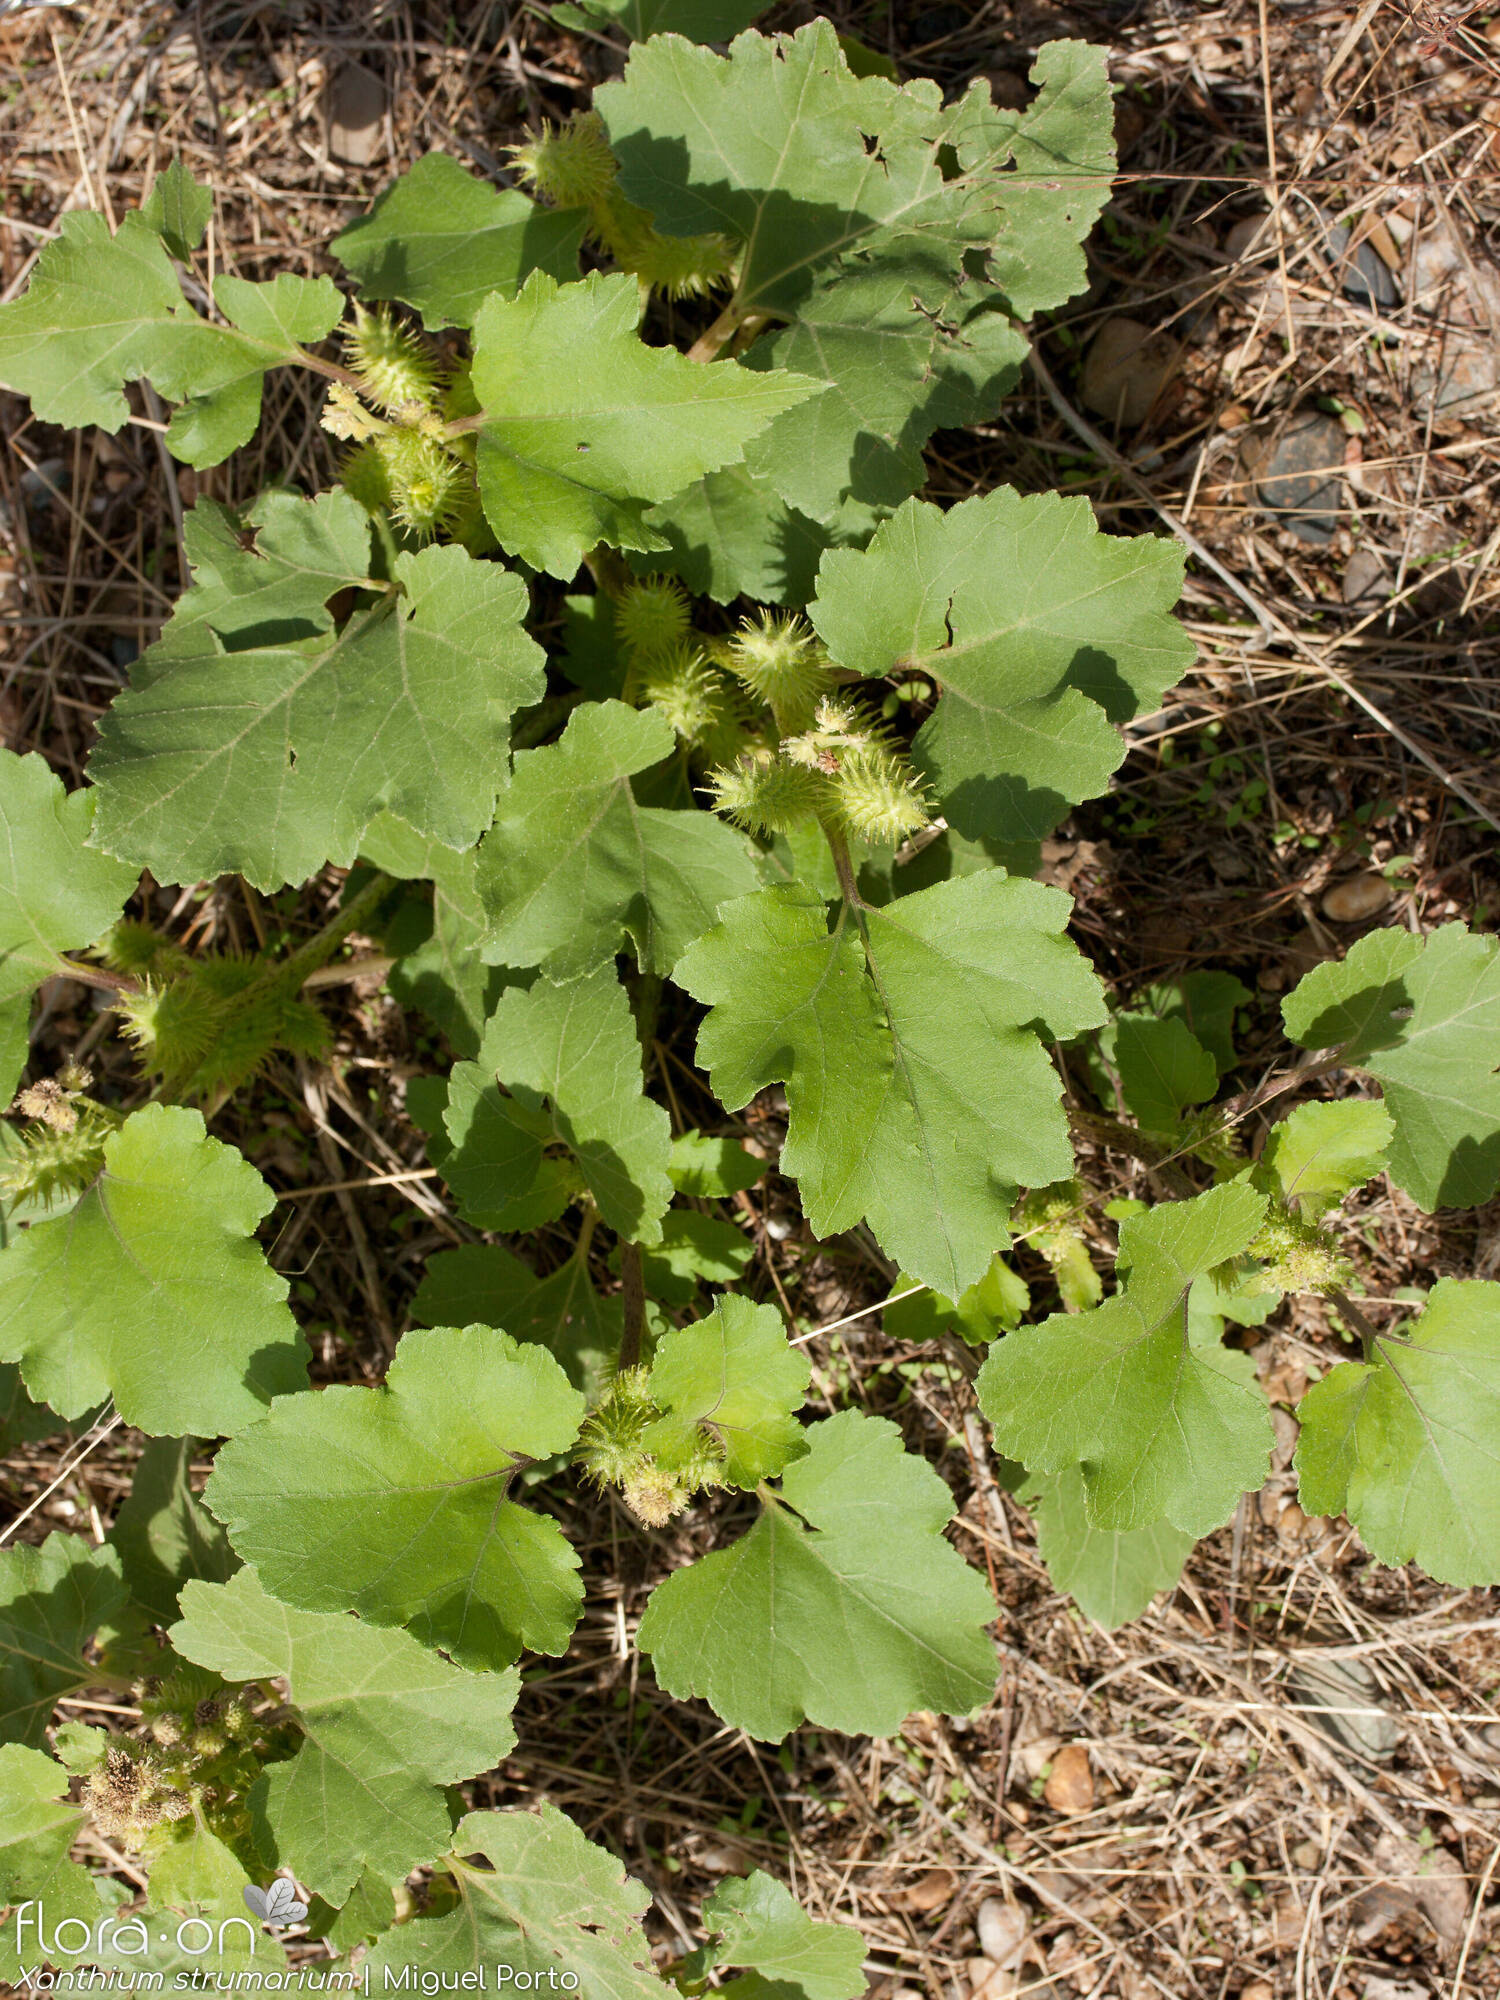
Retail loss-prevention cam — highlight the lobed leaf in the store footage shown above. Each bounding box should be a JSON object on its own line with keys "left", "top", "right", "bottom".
{"left": 598, "top": 23, "right": 984, "bottom": 320}
{"left": 88, "top": 493, "right": 544, "bottom": 891}
{"left": 442, "top": 968, "right": 674, "bottom": 1245}
{"left": 170, "top": 1569, "right": 519, "bottom": 1902}
{"left": 109, "top": 1436, "right": 238, "bottom": 1626}
{"left": 0, "top": 207, "right": 342, "bottom": 464}
{"left": 0, "top": 1745, "right": 100, "bottom": 1984}
{"left": 944, "top": 42, "right": 1117, "bottom": 320}
{"left": 476, "top": 702, "right": 759, "bottom": 978}
{"left": 707, "top": 1871, "right": 867, "bottom": 2000}
{"left": 810, "top": 489, "right": 1193, "bottom": 844}
{"left": 978, "top": 1185, "right": 1275, "bottom": 1535}
{"left": 0, "top": 1103, "right": 307, "bottom": 1437}
{"left": 0, "top": 1536, "right": 127, "bottom": 1747}
{"left": 206, "top": 1325, "right": 586, "bottom": 1670}
{"left": 0, "top": 750, "right": 138, "bottom": 1007}
{"left": 1021, "top": 1465, "right": 1193, "bottom": 1629}
{"left": 677, "top": 872, "right": 1104, "bottom": 1297}
{"left": 644, "top": 1296, "right": 808, "bottom": 1488}
{"left": 412, "top": 1244, "right": 620, "bottom": 1394}
{"left": 1282, "top": 924, "right": 1500, "bottom": 1209}
{"left": 361, "top": 1804, "right": 661, "bottom": 1998}
{"left": 1296, "top": 1278, "right": 1500, "bottom": 1585}
{"left": 332, "top": 152, "right": 586, "bottom": 327}
{"left": 638, "top": 1409, "right": 996, "bottom": 1740}
{"left": 470, "top": 272, "right": 823, "bottom": 576}
{"left": 1256, "top": 1099, "right": 1393, "bottom": 1215}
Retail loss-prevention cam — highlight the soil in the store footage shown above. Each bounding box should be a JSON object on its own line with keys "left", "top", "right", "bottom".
{"left": 3, "top": 3, "right": 1499, "bottom": 1997}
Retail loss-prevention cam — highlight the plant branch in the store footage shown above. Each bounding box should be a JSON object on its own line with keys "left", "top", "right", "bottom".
{"left": 686, "top": 303, "right": 747, "bottom": 364}
{"left": 1068, "top": 1107, "right": 1198, "bottom": 1198}
{"left": 617, "top": 1241, "right": 646, "bottom": 1373}
{"left": 1328, "top": 1285, "right": 1385, "bottom": 1362}
{"left": 823, "top": 824, "right": 863, "bottom": 910}
{"left": 55, "top": 957, "right": 140, "bottom": 996}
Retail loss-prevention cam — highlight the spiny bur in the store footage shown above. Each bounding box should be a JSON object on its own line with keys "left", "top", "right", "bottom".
{"left": 511, "top": 110, "right": 618, "bottom": 211}
{"left": 722, "top": 611, "right": 834, "bottom": 735}
{"left": 616, "top": 574, "right": 692, "bottom": 661}
{"left": 342, "top": 302, "right": 443, "bottom": 414}
{"left": 828, "top": 742, "right": 932, "bottom": 847}
{"left": 709, "top": 751, "right": 831, "bottom": 837}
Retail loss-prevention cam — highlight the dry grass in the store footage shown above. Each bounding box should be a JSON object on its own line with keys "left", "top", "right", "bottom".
{"left": 3, "top": 2, "right": 1500, "bottom": 1997}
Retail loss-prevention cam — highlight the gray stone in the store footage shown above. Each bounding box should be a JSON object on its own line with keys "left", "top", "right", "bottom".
{"left": 1245, "top": 413, "right": 1343, "bottom": 544}
{"left": 327, "top": 62, "right": 386, "bottom": 167}
{"left": 1286, "top": 1655, "right": 1400, "bottom": 1763}
{"left": 1078, "top": 317, "right": 1176, "bottom": 426}
{"left": 1342, "top": 548, "right": 1390, "bottom": 604}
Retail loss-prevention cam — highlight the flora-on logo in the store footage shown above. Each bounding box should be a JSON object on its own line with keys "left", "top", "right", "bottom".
{"left": 243, "top": 1877, "right": 309, "bottom": 1927}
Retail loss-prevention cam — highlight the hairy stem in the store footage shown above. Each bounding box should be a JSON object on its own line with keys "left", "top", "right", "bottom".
{"left": 1068, "top": 1107, "right": 1198, "bottom": 1199}
{"left": 823, "top": 824, "right": 863, "bottom": 911}
{"left": 1328, "top": 1285, "right": 1384, "bottom": 1362}
{"left": 617, "top": 1241, "right": 646, "bottom": 1373}
{"left": 55, "top": 958, "right": 140, "bottom": 996}
{"left": 686, "top": 303, "right": 747, "bottom": 364}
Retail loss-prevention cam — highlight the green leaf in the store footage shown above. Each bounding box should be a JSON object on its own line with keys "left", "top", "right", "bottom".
{"left": 741, "top": 256, "right": 1027, "bottom": 522}
{"left": 1256, "top": 1099, "right": 1393, "bottom": 1215}
{"left": 0, "top": 1364, "right": 65, "bottom": 1453}
{"left": 470, "top": 272, "right": 823, "bottom": 577}
{"left": 1112, "top": 1013, "right": 1216, "bottom": 1133}
{"left": 810, "top": 490, "right": 1194, "bottom": 843}
{"left": 638, "top": 1210, "right": 754, "bottom": 1307}
{"left": 0, "top": 998, "right": 27, "bottom": 1110}
{"left": 433, "top": 1061, "right": 585, "bottom": 1235}
{"left": 362, "top": 815, "right": 510, "bottom": 1057}
{"left": 638, "top": 1409, "right": 995, "bottom": 1740}
{"left": 139, "top": 159, "right": 213, "bottom": 261}
{"left": 1135, "top": 970, "right": 1249, "bottom": 1075}
{"left": 412, "top": 1245, "right": 620, "bottom": 1395}
{"left": 642, "top": 466, "right": 873, "bottom": 608}
{"left": 581, "top": 0, "right": 769, "bottom": 37}
{"left": 977, "top": 1185, "right": 1274, "bottom": 1534}
{"left": 109, "top": 1436, "right": 238, "bottom": 1626}
{"left": 0, "top": 750, "right": 138, "bottom": 1006}
{"left": 707, "top": 1872, "right": 866, "bottom": 2000}
{"left": 1296, "top": 1277, "right": 1500, "bottom": 1586}
{"left": 207, "top": 1325, "right": 585, "bottom": 1670}
{"left": 884, "top": 1255, "right": 1029, "bottom": 1349}
{"left": 676, "top": 872, "right": 1103, "bottom": 1297}
{"left": 669, "top": 1130, "right": 765, "bottom": 1198}
{"left": 476, "top": 702, "right": 759, "bottom": 978}
{"left": 0, "top": 1103, "right": 307, "bottom": 1436}
{"left": 0, "top": 203, "right": 340, "bottom": 468}
{"left": 642, "top": 1296, "right": 807, "bottom": 1487}
{"left": 137, "top": 1818, "right": 286, "bottom": 1976}
{"left": 598, "top": 23, "right": 984, "bottom": 320}
{"left": 944, "top": 43, "right": 1117, "bottom": 319}
{"left": 1282, "top": 924, "right": 1500, "bottom": 1209}
{"left": 1020, "top": 1465, "right": 1193, "bottom": 1628}
{"left": 0, "top": 208, "right": 342, "bottom": 463}
{"left": 446, "top": 968, "right": 673, "bottom": 1245}
{"left": 362, "top": 1805, "right": 661, "bottom": 1999}
{"left": 170, "top": 1569, "right": 519, "bottom": 1901}
{"left": 0, "top": 1535, "right": 127, "bottom": 1746}
{"left": 331, "top": 152, "right": 587, "bottom": 328}
{"left": 89, "top": 495, "right": 544, "bottom": 891}
{"left": 0, "top": 1744, "right": 101, "bottom": 1984}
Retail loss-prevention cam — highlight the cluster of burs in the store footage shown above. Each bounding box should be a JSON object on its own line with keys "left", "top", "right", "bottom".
{"left": 73, "top": 1667, "right": 266, "bottom": 1848}
{"left": 319, "top": 108, "right": 734, "bottom": 542}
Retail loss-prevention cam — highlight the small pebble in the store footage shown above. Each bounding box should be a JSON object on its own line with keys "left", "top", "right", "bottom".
{"left": 1321, "top": 872, "right": 1391, "bottom": 923}
{"left": 976, "top": 1897, "right": 1028, "bottom": 1965}
{"left": 1042, "top": 1743, "right": 1094, "bottom": 1815}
